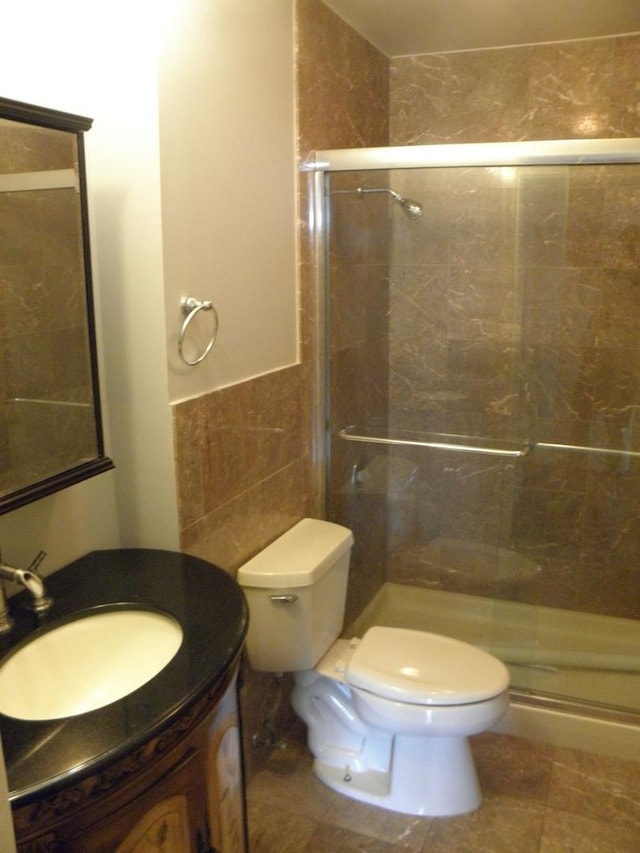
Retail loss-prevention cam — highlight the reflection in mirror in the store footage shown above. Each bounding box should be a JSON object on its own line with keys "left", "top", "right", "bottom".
{"left": 0, "top": 98, "right": 113, "bottom": 514}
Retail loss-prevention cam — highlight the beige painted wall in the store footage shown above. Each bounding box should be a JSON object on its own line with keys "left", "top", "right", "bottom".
{"left": 0, "top": 0, "right": 299, "bottom": 561}
{"left": 159, "top": 0, "right": 298, "bottom": 403}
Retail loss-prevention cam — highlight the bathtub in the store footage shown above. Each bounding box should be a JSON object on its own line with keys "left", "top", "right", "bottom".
{"left": 347, "top": 583, "right": 640, "bottom": 761}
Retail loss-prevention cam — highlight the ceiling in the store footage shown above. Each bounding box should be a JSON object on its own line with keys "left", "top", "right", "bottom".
{"left": 322, "top": 0, "right": 640, "bottom": 57}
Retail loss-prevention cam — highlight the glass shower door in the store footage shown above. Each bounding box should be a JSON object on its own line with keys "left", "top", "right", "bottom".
{"left": 323, "top": 153, "right": 640, "bottom": 716}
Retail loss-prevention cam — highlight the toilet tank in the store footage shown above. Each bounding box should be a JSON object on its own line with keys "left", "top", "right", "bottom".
{"left": 237, "top": 518, "right": 354, "bottom": 672}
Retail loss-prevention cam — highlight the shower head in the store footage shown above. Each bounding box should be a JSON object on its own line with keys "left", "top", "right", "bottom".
{"left": 356, "top": 186, "right": 423, "bottom": 219}
{"left": 331, "top": 186, "right": 423, "bottom": 219}
{"left": 395, "top": 195, "right": 424, "bottom": 220}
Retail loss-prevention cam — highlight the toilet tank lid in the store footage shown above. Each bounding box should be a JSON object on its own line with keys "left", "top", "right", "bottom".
{"left": 237, "top": 518, "right": 354, "bottom": 588}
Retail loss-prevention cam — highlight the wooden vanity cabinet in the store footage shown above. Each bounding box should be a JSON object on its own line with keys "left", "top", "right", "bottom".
{"left": 12, "top": 666, "right": 246, "bottom": 853}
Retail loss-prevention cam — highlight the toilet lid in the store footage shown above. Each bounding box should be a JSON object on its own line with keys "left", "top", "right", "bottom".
{"left": 345, "top": 627, "right": 509, "bottom": 706}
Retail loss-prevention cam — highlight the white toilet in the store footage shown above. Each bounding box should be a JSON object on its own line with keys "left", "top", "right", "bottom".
{"left": 237, "top": 518, "right": 509, "bottom": 816}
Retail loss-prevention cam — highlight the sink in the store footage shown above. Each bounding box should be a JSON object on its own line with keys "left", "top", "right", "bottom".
{"left": 0, "top": 608, "right": 183, "bottom": 721}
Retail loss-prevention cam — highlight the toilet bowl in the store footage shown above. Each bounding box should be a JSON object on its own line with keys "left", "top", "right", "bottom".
{"left": 292, "top": 627, "right": 508, "bottom": 815}
{"left": 237, "top": 519, "right": 510, "bottom": 816}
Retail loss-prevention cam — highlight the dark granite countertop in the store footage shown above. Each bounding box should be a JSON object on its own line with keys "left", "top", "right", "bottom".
{"left": 0, "top": 548, "right": 248, "bottom": 807}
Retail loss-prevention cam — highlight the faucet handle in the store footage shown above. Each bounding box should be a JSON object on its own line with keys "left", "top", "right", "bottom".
{"left": 22, "top": 551, "right": 53, "bottom": 615}
{"left": 28, "top": 550, "right": 47, "bottom": 575}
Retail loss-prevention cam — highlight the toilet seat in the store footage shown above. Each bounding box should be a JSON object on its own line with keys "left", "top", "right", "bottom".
{"left": 346, "top": 626, "right": 509, "bottom": 706}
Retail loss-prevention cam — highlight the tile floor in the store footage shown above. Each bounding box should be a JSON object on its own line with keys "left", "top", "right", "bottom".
{"left": 246, "top": 726, "right": 640, "bottom": 852}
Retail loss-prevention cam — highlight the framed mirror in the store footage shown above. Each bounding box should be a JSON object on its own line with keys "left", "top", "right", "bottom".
{"left": 0, "top": 96, "right": 113, "bottom": 514}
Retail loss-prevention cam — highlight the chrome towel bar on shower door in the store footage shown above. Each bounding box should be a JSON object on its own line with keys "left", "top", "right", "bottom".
{"left": 338, "top": 427, "right": 534, "bottom": 457}
{"left": 338, "top": 427, "right": 640, "bottom": 459}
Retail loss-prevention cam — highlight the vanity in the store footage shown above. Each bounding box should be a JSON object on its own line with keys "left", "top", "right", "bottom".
{"left": 0, "top": 548, "right": 249, "bottom": 853}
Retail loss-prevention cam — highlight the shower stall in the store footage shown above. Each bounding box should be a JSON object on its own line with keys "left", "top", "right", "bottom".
{"left": 308, "top": 139, "right": 640, "bottom": 752}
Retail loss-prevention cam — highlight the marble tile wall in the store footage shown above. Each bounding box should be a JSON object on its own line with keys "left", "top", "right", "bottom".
{"left": 296, "top": 0, "right": 389, "bottom": 153}
{"left": 390, "top": 35, "right": 640, "bottom": 144}
{"left": 173, "top": 364, "right": 313, "bottom": 570}
{"left": 172, "top": 363, "right": 314, "bottom": 781}
{"left": 378, "top": 35, "right": 640, "bottom": 620}
{"left": 327, "top": 181, "right": 392, "bottom": 624}
{"left": 297, "top": 0, "right": 391, "bottom": 626}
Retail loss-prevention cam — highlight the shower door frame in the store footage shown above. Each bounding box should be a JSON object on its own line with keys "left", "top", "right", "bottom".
{"left": 308, "top": 137, "right": 640, "bottom": 508}
{"left": 308, "top": 137, "right": 640, "bottom": 723}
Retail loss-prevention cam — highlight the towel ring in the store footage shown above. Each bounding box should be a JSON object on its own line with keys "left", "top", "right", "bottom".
{"left": 178, "top": 295, "right": 219, "bottom": 366}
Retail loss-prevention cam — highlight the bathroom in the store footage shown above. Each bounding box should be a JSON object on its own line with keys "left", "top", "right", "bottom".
{"left": 0, "top": 0, "right": 639, "bottom": 849}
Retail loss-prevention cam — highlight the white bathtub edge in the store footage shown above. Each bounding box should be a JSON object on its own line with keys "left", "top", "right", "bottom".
{"left": 493, "top": 700, "right": 640, "bottom": 761}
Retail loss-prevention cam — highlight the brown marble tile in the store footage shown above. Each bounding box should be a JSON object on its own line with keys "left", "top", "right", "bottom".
{"left": 247, "top": 800, "right": 318, "bottom": 853}
{"left": 196, "top": 364, "right": 308, "bottom": 516}
{"left": 304, "top": 820, "right": 421, "bottom": 852}
{"left": 389, "top": 53, "right": 452, "bottom": 144}
{"left": 174, "top": 362, "right": 312, "bottom": 570}
{"left": 247, "top": 740, "right": 337, "bottom": 822}
{"left": 527, "top": 40, "right": 615, "bottom": 139}
{"left": 172, "top": 395, "right": 205, "bottom": 528}
{"left": 611, "top": 36, "right": 640, "bottom": 137}
{"left": 596, "top": 270, "right": 640, "bottom": 350}
{"left": 240, "top": 670, "right": 298, "bottom": 782}
{"left": 194, "top": 458, "right": 310, "bottom": 573}
{"left": 297, "top": 258, "right": 316, "bottom": 367}
{"left": 516, "top": 169, "right": 568, "bottom": 267}
{"left": 296, "top": 0, "right": 389, "bottom": 155}
{"left": 322, "top": 796, "right": 431, "bottom": 851}
{"left": 520, "top": 268, "right": 600, "bottom": 349}
{"left": 539, "top": 808, "right": 640, "bottom": 853}
{"left": 390, "top": 34, "right": 640, "bottom": 146}
{"left": 447, "top": 266, "right": 519, "bottom": 344}
{"left": 547, "top": 747, "right": 640, "bottom": 828}
{"left": 329, "top": 183, "right": 391, "bottom": 267}
{"left": 450, "top": 47, "right": 530, "bottom": 117}
{"left": 566, "top": 184, "right": 606, "bottom": 268}
{"left": 423, "top": 794, "right": 545, "bottom": 852}
{"left": 246, "top": 727, "right": 640, "bottom": 852}
{"left": 473, "top": 733, "right": 554, "bottom": 803}
{"left": 329, "top": 338, "right": 389, "bottom": 432}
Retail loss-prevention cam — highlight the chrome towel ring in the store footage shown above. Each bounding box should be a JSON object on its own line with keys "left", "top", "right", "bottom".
{"left": 178, "top": 295, "right": 219, "bottom": 366}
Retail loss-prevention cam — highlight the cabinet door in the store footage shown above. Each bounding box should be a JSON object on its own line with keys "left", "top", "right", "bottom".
{"left": 15, "top": 673, "right": 247, "bottom": 853}
{"left": 58, "top": 748, "right": 211, "bottom": 853}
{"left": 207, "top": 717, "right": 245, "bottom": 853}
{"left": 115, "top": 795, "right": 191, "bottom": 853}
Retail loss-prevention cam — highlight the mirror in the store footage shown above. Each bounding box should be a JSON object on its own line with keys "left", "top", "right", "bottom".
{"left": 0, "top": 97, "right": 113, "bottom": 514}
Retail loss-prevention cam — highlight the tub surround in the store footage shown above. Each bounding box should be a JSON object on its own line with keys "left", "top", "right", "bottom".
{"left": 0, "top": 548, "right": 248, "bottom": 806}
{"left": 348, "top": 582, "right": 640, "bottom": 761}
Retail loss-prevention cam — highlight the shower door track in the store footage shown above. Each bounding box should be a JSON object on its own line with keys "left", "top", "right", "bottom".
{"left": 307, "top": 138, "right": 640, "bottom": 172}
{"left": 510, "top": 689, "right": 640, "bottom": 728}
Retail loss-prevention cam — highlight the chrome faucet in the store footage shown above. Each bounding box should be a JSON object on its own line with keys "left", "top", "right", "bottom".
{"left": 0, "top": 550, "right": 53, "bottom": 635}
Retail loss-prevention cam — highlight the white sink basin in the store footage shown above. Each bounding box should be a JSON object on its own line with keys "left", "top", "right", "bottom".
{"left": 0, "top": 609, "right": 183, "bottom": 721}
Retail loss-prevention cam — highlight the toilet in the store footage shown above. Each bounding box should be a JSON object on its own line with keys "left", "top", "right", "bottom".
{"left": 237, "top": 518, "right": 509, "bottom": 816}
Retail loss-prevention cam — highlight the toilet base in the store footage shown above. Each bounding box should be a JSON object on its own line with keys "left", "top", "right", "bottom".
{"left": 313, "top": 732, "right": 481, "bottom": 817}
